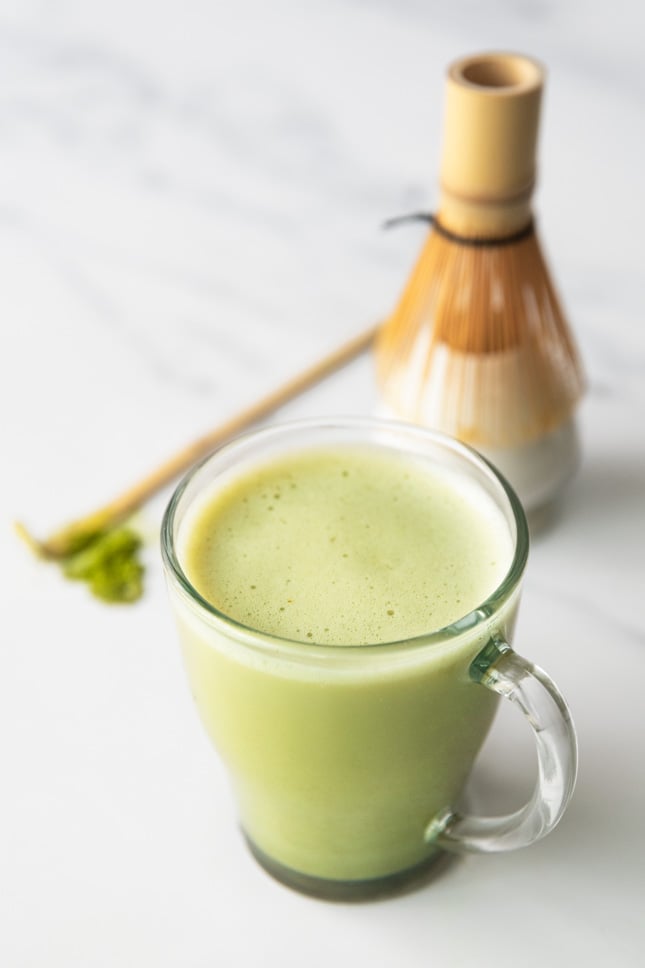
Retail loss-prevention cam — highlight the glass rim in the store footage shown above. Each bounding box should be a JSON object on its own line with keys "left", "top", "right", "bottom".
{"left": 161, "top": 416, "right": 529, "bottom": 654}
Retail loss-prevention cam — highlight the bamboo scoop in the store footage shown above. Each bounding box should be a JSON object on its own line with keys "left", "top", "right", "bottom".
{"left": 375, "top": 52, "right": 585, "bottom": 510}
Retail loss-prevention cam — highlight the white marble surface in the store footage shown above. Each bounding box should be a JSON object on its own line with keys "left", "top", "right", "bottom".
{"left": 2, "top": 1, "right": 644, "bottom": 965}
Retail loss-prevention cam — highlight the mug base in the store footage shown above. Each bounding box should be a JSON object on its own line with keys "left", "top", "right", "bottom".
{"left": 244, "top": 834, "right": 455, "bottom": 902}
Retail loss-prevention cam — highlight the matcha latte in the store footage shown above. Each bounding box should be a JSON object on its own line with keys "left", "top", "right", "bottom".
{"left": 163, "top": 424, "right": 526, "bottom": 892}
{"left": 184, "top": 447, "right": 512, "bottom": 645}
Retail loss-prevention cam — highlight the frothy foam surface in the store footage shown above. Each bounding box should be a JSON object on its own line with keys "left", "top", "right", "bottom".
{"left": 183, "top": 446, "right": 513, "bottom": 646}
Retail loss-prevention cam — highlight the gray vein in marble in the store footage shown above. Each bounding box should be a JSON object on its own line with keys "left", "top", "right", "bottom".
{"left": 6, "top": 212, "right": 273, "bottom": 396}
{"left": 1, "top": 16, "right": 427, "bottom": 390}
{"left": 0, "top": 24, "right": 411, "bottom": 226}
{"left": 342, "top": 0, "right": 645, "bottom": 103}
{"left": 529, "top": 576, "right": 645, "bottom": 652}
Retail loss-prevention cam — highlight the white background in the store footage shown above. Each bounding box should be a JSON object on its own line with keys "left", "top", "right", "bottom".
{"left": 2, "top": 2, "right": 644, "bottom": 966}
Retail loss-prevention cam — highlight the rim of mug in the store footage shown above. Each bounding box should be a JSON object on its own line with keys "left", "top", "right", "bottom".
{"left": 161, "top": 416, "right": 529, "bottom": 654}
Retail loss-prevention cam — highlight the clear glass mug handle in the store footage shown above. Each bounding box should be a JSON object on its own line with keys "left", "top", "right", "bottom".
{"left": 426, "top": 637, "right": 578, "bottom": 853}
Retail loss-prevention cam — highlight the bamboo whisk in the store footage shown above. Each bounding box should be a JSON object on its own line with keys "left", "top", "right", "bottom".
{"left": 375, "top": 53, "right": 585, "bottom": 509}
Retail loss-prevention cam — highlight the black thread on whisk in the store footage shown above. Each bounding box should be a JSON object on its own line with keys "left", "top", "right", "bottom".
{"left": 383, "top": 212, "right": 535, "bottom": 247}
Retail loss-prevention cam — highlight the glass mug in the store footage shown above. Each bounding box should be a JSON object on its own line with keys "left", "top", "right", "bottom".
{"left": 161, "top": 418, "right": 577, "bottom": 899}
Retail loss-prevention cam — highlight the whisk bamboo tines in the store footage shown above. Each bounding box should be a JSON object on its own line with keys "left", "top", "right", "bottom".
{"left": 375, "top": 52, "right": 585, "bottom": 504}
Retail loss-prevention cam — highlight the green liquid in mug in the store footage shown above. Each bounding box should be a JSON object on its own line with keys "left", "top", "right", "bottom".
{"left": 174, "top": 445, "right": 516, "bottom": 883}
{"left": 185, "top": 448, "right": 511, "bottom": 645}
